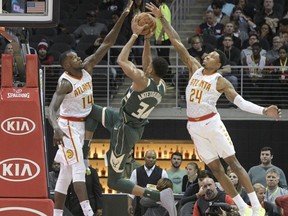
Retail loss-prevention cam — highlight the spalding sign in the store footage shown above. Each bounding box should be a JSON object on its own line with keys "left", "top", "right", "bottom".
{"left": 1, "top": 117, "right": 36, "bottom": 136}
{"left": 0, "top": 158, "right": 40, "bottom": 182}
{"left": 0, "top": 206, "right": 47, "bottom": 215}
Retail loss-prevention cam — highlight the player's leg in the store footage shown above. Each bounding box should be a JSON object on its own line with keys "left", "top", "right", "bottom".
{"left": 224, "top": 155, "right": 265, "bottom": 216}
{"left": 54, "top": 164, "right": 72, "bottom": 216}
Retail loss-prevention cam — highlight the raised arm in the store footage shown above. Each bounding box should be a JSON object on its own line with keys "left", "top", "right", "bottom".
{"left": 83, "top": 0, "right": 133, "bottom": 73}
{"left": 146, "top": 2, "right": 201, "bottom": 75}
{"left": 142, "top": 34, "right": 152, "bottom": 73}
{"left": 117, "top": 15, "right": 147, "bottom": 86}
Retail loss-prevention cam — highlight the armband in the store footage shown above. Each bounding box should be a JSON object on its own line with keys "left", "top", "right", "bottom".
{"left": 233, "top": 95, "right": 265, "bottom": 115}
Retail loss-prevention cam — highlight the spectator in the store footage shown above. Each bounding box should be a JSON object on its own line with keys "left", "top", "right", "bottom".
{"left": 196, "top": 10, "right": 224, "bottom": 40}
{"left": 182, "top": 162, "right": 200, "bottom": 193}
{"left": 217, "top": 22, "right": 242, "bottom": 49}
{"left": 154, "top": 0, "right": 172, "bottom": 84}
{"left": 241, "top": 32, "right": 267, "bottom": 64}
{"left": 253, "top": 0, "right": 282, "bottom": 34}
{"left": 211, "top": 0, "right": 230, "bottom": 26}
{"left": 230, "top": 6, "right": 257, "bottom": 45}
{"left": 99, "top": 0, "right": 124, "bottom": 14}
{"left": 248, "top": 146, "right": 288, "bottom": 189}
{"left": 278, "top": 18, "right": 288, "bottom": 36}
{"left": 207, "top": 0, "right": 235, "bottom": 16}
{"left": 266, "top": 35, "right": 283, "bottom": 65}
{"left": 37, "top": 39, "right": 54, "bottom": 65}
{"left": 73, "top": 10, "right": 108, "bottom": 42}
{"left": 66, "top": 166, "right": 103, "bottom": 216}
{"left": 140, "top": 178, "right": 174, "bottom": 216}
{"left": 228, "top": 172, "right": 250, "bottom": 204}
{"left": 180, "top": 170, "right": 217, "bottom": 207}
{"left": 265, "top": 168, "right": 288, "bottom": 215}
{"left": 192, "top": 177, "right": 235, "bottom": 216}
{"left": 258, "top": 23, "right": 274, "bottom": 49}
{"left": 128, "top": 150, "right": 168, "bottom": 216}
{"left": 253, "top": 183, "right": 275, "bottom": 216}
{"left": 167, "top": 152, "right": 187, "bottom": 194}
{"left": 48, "top": 161, "right": 60, "bottom": 194}
{"left": 235, "top": 0, "right": 256, "bottom": 21}
{"left": 188, "top": 34, "right": 215, "bottom": 63}
{"left": 219, "top": 34, "right": 240, "bottom": 90}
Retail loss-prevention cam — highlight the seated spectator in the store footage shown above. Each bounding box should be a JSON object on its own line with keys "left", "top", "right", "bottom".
{"left": 253, "top": 0, "right": 282, "bottom": 34}
{"left": 217, "top": 22, "right": 242, "bottom": 49}
{"left": 182, "top": 162, "right": 200, "bottom": 193}
{"left": 265, "top": 168, "right": 288, "bottom": 215}
{"left": 48, "top": 161, "right": 60, "bottom": 196}
{"left": 99, "top": 0, "right": 124, "bottom": 15}
{"left": 196, "top": 10, "right": 224, "bottom": 40}
{"left": 241, "top": 32, "right": 267, "bottom": 64}
{"left": 192, "top": 177, "right": 235, "bottom": 216}
{"left": 219, "top": 34, "right": 240, "bottom": 90}
{"left": 66, "top": 166, "right": 103, "bottom": 216}
{"left": 258, "top": 23, "right": 274, "bottom": 49}
{"left": 37, "top": 39, "right": 54, "bottom": 66}
{"left": 187, "top": 34, "right": 215, "bottom": 64}
{"left": 228, "top": 172, "right": 249, "bottom": 204}
{"left": 275, "top": 195, "right": 288, "bottom": 215}
{"left": 140, "top": 178, "right": 174, "bottom": 216}
{"left": 211, "top": 0, "right": 230, "bottom": 26}
{"left": 266, "top": 35, "right": 283, "bottom": 65}
{"left": 230, "top": 6, "right": 257, "bottom": 45}
{"left": 207, "top": 0, "right": 235, "bottom": 16}
{"left": 235, "top": 0, "right": 256, "bottom": 21}
{"left": 253, "top": 183, "right": 274, "bottom": 216}
{"left": 242, "top": 42, "right": 267, "bottom": 99}
{"left": 270, "top": 46, "right": 288, "bottom": 108}
{"left": 180, "top": 170, "right": 220, "bottom": 207}
{"left": 278, "top": 18, "right": 288, "bottom": 36}
{"left": 73, "top": 10, "right": 108, "bottom": 42}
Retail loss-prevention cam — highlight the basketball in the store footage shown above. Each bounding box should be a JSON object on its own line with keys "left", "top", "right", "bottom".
{"left": 136, "top": 12, "right": 156, "bottom": 36}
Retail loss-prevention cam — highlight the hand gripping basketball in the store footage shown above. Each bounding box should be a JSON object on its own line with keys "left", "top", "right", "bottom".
{"left": 134, "top": 12, "right": 156, "bottom": 36}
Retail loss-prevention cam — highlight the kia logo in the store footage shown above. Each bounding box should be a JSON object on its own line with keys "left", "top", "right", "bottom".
{"left": 0, "top": 158, "right": 40, "bottom": 182}
{"left": 1, "top": 117, "right": 36, "bottom": 135}
{"left": 0, "top": 206, "right": 47, "bottom": 215}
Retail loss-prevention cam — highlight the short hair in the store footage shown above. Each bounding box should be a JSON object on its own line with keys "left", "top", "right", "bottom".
{"left": 198, "top": 170, "right": 215, "bottom": 180}
{"left": 251, "top": 42, "right": 261, "bottom": 49}
{"left": 266, "top": 168, "right": 280, "bottom": 177}
{"left": 215, "top": 49, "right": 227, "bottom": 68}
{"left": 223, "top": 34, "right": 233, "bottom": 40}
{"left": 211, "top": 0, "right": 224, "bottom": 9}
{"left": 59, "top": 50, "right": 72, "bottom": 67}
{"left": 171, "top": 151, "right": 183, "bottom": 159}
{"left": 249, "top": 31, "right": 259, "bottom": 40}
{"left": 261, "top": 146, "right": 273, "bottom": 155}
{"left": 152, "top": 57, "right": 169, "bottom": 78}
{"left": 279, "top": 45, "right": 288, "bottom": 53}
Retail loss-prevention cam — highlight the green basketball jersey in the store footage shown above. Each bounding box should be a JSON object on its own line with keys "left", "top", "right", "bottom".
{"left": 120, "top": 78, "right": 166, "bottom": 127}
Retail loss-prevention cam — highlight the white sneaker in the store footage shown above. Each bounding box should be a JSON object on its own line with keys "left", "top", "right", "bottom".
{"left": 160, "top": 188, "right": 177, "bottom": 216}
{"left": 252, "top": 206, "right": 265, "bottom": 216}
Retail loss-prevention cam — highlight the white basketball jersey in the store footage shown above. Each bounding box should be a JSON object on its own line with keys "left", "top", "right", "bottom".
{"left": 186, "top": 67, "right": 222, "bottom": 118}
{"left": 59, "top": 69, "right": 93, "bottom": 118}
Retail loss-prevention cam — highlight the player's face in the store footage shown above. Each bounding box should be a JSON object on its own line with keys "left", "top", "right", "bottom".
{"left": 202, "top": 51, "right": 221, "bottom": 70}
{"left": 260, "top": 150, "right": 272, "bottom": 165}
{"left": 171, "top": 155, "right": 182, "bottom": 168}
{"left": 67, "top": 52, "right": 83, "bottom": 69}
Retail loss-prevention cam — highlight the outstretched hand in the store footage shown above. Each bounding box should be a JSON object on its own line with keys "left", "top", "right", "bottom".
{"left": 145, "top": 2, "right": 162, "bottom": 18}
{"left": 264, "top": 105, "right": 281, "bottom": 120}
{"left": 131, "top": 15, "right": 148, "bottom": 36}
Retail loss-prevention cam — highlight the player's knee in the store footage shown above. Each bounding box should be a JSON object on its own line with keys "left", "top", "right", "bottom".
{"left": 55, "top": 177, "right": 71, "bottom": 194}
{"left": 72, "top": 161, "right": 86, "bottom": 182}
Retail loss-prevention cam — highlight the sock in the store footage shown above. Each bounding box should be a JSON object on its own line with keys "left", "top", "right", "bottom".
{"left": 232, "top": 194, "right": 248, "bottom": 212}
{"left": 143, "top": 188, "right": 160, "bottom": 201}
{"left": 53, "top": 209, "right": 63, "bottom": 216}
{"left": 248, "top": 192, "right": 261, "bottom": 208}
{"left": 80, "top": 200, "right": 94, "bottom": 216}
